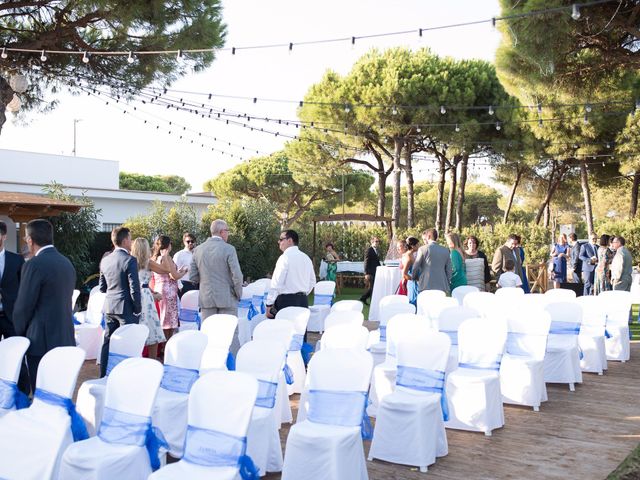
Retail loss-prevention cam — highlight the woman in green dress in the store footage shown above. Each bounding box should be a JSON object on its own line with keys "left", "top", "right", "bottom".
{"left": 324, "top": 242, "right": 340, "bottom": 282}
{"left": 445, "top": 232, "right": 467, "bottom": 291}
{"left": 594, "top": 234, "right": 614, "bottom": 295}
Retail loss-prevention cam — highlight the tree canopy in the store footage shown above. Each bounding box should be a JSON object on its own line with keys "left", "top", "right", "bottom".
{"left": 119, "top": 172, "right": 191, "bottom": 194}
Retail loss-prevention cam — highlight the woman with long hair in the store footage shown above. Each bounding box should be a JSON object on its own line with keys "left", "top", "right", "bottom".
{"left": 396, "top": 239, "right": 410, "bottom": 295}
{"left": 594, "top": 234, "right": 614, "bottom": 294}
{"left": 445, "top": 232, "right": 467, "bottom": 291}
{"left": 405, "top": 236, "right": 420, "bottom": 305}
{"left": 324, "top": 242, "right": 340, "bottom": 282}
{"left": 551, "top": 233, "right": 569, "bottom": 289}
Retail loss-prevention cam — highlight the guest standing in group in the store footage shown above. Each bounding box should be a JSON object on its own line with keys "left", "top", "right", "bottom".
{"left": 412, "top": 228, "right": 452, "bottom": 294}
{"left": 190, "top": 220, "right": 244, "bottom": 354}
{"left": 152, "top": 235, "right": 187, "bottom": 343}
{"left": 360, "top": 236, "right": 382, "bottom": 305}
{"left": 131, "top": 238, "right": 168, "bottom": 360}
{"left": 445, "top": 232, "right": 467, "bottom": 292}
{"left": 593, "top": 234, "right": 614, "bottom": 295}
{"left": 13, "top": 219, "right": 76, "bottom": 391}
{"left": 463, "top": 235, "right": 490, "bottom": 292}
{"left": 514, "top": 235, "right": 530, "bottom": 293}
{"left": 98, "top": 226, "right": 142, "bottom": 377}
{"left": 324, "top": 243, "right": 340, "bottom": 282}
{"left": 568, "top": 233, "right": 584, "bottom": 285}
{"left": 550, "top": 233, "right": 569, "bottom": 289}
{"left": 497, "top": 259, "right": 523, "bottom": 289}
{"left": 173, "top": 232, "right": 197, "bottom": 298}
{"left": 579, "top": 233, "right": 600, "bottom": 295}
{"left": 492, "top": 234, "right": 522, "bottom": 281}
{"left": 610, "top": 236, "right": 633, "bottom": 292}
{"left": 405, "top": 237, "right": 420, "bottom": 304}
{"left": 396, "top": 240, "right": 410, "bottom": 295}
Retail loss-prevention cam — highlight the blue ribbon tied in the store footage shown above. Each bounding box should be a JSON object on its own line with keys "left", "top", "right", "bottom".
{"left": 313, "top": 293, "right": 333, "bottom": 306}
{"left": 98, "top": 406, "right": 167, "bottom": 471}
{"left": 459, "top": 353, "right": 503, "bottom": 372}
{"left": 379, "top": 326, "right": 387, "bottom": 343}
{"left": 251, "top": 295, "right": 265, "bottom": 317}
{"left": 307, "top": 389, "right": 373, "bottom": 440}
{"left": 396, "top": 365, "right": 449, "bottom": 421}
{"left": 160, "top": 365, "right": 199, "bottom": 394}
{"left": 73, "top": 313, "right": 81, "bottom": 325}
{"left": 549, "top": 321, "right": 581, "bottom": 335}
{"left": 179, "top": 307, "right": 202, "bottom": 329}
{"left": 0, "top": 378, "right": 30, "bottom": 410}
{"left": 34, "top": 388, "right": 89, "bottom": 442}
{"left": 182, "top": 425, "right": 260, "bottom": 479}
{"left": 105, "top": 352, "right": 130, "bottom": 376}
{"left": 226, "top": 352, "right": 236, "bottom": 371}
{"left": 238, "top": 299, "right": 258, "bottom": 321}
{"left": 255, "top": 380, "right": 278, "bottom": 409}
{"left": 283, "top": 355, "right": 294, "bottom": 385}
{"left": 441, "top": 329, "right": 458, "bottom": 346}
{"left": 289, "top": 334, "right": 304, "bottom": 352}
{"left": 100, "top": 313, "right": 106, "bottom": 330}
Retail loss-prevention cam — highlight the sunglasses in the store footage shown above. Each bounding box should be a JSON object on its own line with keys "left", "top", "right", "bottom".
{"left": 278, "top": 237, "right": 288, "bottom": 242}
{"left": 185, "top": 240, "right": 194, "bottom": 244}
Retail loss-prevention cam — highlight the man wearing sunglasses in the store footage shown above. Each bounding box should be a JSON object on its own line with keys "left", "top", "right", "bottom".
{"left": 174, "top": 232, "right": 197, "bottom": 298}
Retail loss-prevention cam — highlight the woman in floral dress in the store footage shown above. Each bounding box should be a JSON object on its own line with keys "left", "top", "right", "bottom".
{"left": 131, "top": 238, "right": 168, "bottom": 360}
{"left": 152, "top": 235, "right": 187, "bottom": 342}
{"left": 594, "top": 234, "right": 614, "bottom": 295}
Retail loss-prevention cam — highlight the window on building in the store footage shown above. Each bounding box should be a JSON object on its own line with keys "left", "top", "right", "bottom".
{"left": 102, "top": 223, "right": 122, "bottom": 232}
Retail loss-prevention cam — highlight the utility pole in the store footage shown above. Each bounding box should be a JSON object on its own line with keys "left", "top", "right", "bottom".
{"left": 72, "top": 118, "right": 82, "bottom": 156}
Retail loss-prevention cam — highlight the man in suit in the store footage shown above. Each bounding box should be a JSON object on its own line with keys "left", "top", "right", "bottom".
{"left": 360, "top": 236, "right": 382, "bottom": 305}
{"left": 99, "top": 226, "right": 141, "bottom": 377}
{"left": 190, "top": 219, "right": 243, "bottom": 354}
{"left": 611, "top": 236, "right": 633, "bottom": 291}
{"left": 13, "top": 219, "right": 76, "bottom": 392}
{"left": 568, "top": 233, "right": 584, "bottom": 284}
{"left": 0, "top": 221, "right": 25, "bottom": 340}
{"left": 412, "top": 228, "right": 452, "bottom": 294}
{"left": 579, "top": 233, "right": 599, "bottom": 296}
{"left": 491, "top": 234, "right": 522, "bottom": 282}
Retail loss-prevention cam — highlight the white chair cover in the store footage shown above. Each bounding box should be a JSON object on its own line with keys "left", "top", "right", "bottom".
{"left": 0, "top": 347, "right": 86, "bottom": 480}
{"left": 237, "top": 340, "right": 288, "bottom": 476}
{"left": 445, "top": 318, "right": 507, "bottom": 435}
{"left": 599, "top": 290, "right": 632, "bottom": 362}
{"left": 201, "top": 314, "right": 238, "bottom": 350}
{"left": 452, "top": 285, "right": 480, "bottom": 306}
{"left": 369, "top": 331, "right": 451, "bottom": 472}
{"left": 74, "top": 291, "right": 106, "bottom": 360}
{"left": 324, "top": 311, "right": 365, "bottom": 329}
{"left": 238, "top": 283, "right": 262, "bottom": 346}
{"left": 417, "top": 295, "right": 458, "bottom": 327}
{"left": 320, "top": 324, "right": 369, "bottom": 351}
{"left": 545, "top": 288, "right": 577, "bottom": 301}
{"left": 148, "top": 371, "right": 258, "bottom": 480}
{"left": 72, "top": 289, "right": 81, "bottom": 310}
{"left": 330, "top": 300, "right": 364, "bottom": 313}
{"left": 307, "top": 281, "right": 336, "bottom": 333}
{"left": 275, "top": 307, "right": 310, "bottom": 395}
{"left": 462, "top": 292, "right": 502, "bottom": 320}
{"left": 576, "top": 296, "right": 608, "bottom": 374}
{"left": 437, "top": 306, "right": 481, "bottom": 372}
{"left": 179, "top": 290, "right": 200, "bottom": 332}
{"left": 500, "top": 310, "right": 551, "bottom": 410}
{"left": 282, "top": 349, "right": 373, "bottom": 480}
{"left": 152, "top": 331, "right": 208, "bottom": 458}
{"left": 59, "top": 358, "right": 164, "bottom": 480}
{"left": 415, "top": 290, "right": 447, "bottom": 317}
{"left": 368, "top": 302, "right": 416, "bottom": 366}
{"left": 199, "top": 347, "right": 231, "bottom": 375}
{"left": 494, "top": 287, "right": 525, "bottom": 301}
{"left": 543, "top": 302, "right": 583, "bottom": 390}
{"left": 0, "top": 336, "right": 30, "bottom": 418}
{"left": 77, "top": 324, "right": 149, "bottom": 436}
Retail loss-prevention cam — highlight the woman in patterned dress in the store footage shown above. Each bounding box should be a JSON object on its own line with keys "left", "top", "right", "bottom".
{"left": 152, "top": 235, "right": 187, "bottom": 342}
{"left": 594, "top": 234, "right": 614, "bottom": 295}
{"left": 131, "top": 238, "right": 168, "bottom": 360}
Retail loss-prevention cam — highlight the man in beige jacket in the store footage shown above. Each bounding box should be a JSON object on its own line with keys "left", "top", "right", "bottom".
{"left": 190, "top": 219, "right": 243, "bottom": 353}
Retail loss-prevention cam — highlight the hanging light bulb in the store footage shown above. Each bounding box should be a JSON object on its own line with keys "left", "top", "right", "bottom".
{"left": 488, "top": 105, "right": 494, "bottom": 116}
{"left": 585, "top": 103, "right": 592, "bottom": 113}
{"left": 538, "top": 118, "right": 543, "bottom": 127}
{"left": 416, "top": 125, "right": 421, "bottom": 133}
{"left": 176, "top": 49, "right": 183, "bottom": 60}
{"left": 440, "top": 105, "right": 446, "bottom": 115}
{"left": 495, "top": 122, "right": 501, "bottom": 131}
{"left": 455, "top": 124, "right": 460, "bottom": 132}
{"left": 583, "top": 112, "right": 589, "bottom": 124}
{"left": 537, "top": 103, "right": 543, "bottom": 114}
{"left": 606, "top": 143, "right": 611, "bottom": 149}
{"left": 344, "top": 104, "right": 351, "bottom": 113}
{"left": 82, "top": 51, "right": 90, "bottom": 63}
{"left": 392, "top": 106, "right": 398, "bottom": 115}
{"left": 0, "top": 48, "right": 7, "bottom": 59}
{"left": 40, "top": 50, "right": 47, "bottom": 62}
{"left": 571, "top": 4, "right": 581, "bottom": 20}
{"left": 127, "top": 52, "right": 135, "bottom": 64}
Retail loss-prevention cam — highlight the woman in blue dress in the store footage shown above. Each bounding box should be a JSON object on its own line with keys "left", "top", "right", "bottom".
{"left": 551, "top": 233, "right": 569, "bottom": 289}
{"left": 514, "top": 235, "right": 530, "bottom": 293}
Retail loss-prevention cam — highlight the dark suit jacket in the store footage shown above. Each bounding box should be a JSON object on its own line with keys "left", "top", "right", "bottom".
{"left": 13, "top": 247, "right": 76, "bottom": 356}
{"left": 1, "top": 250, "right": 25, "bottom": 321}
{"left": 579, "top": 242, "right": 598, "bottom": 274}
{"left": 99, "top": 248, "right": 141, "bottom": 321}
{"left": 570, "top": 241, "right": 584, "bottom": 276}
{"left": 364, "top": 246, "right": 382, "bottom": 276}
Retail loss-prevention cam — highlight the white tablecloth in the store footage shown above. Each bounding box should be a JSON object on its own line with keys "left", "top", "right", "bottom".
{"left": 368, "top": 266, "right": 402, "bottom": 321}
{"left": 319, "top": 261, "right": 365, "bottom": 279}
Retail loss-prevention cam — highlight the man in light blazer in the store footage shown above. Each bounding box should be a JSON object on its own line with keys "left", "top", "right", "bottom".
{"left": 412, "top": 228, "right": 452, "bottom": 294}
{"left": 190, "top": 219, "right": 243, "bottom": 354}
{"left": 491, "top": 234, "right": 523, "bottom": 282}
{"left": 611, "top": 236, "right": 633, "bottom": 292}
{"left": 13, "top": 219, "right": 76, "bottom": 392}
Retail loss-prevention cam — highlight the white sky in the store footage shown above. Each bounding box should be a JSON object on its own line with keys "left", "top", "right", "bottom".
{"left": 0, "top": 0, "right": 502, "bottom": 192}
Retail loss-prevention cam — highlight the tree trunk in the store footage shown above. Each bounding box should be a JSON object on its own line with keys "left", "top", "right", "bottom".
{"left": 0, "top": 76, "right": 15, "bottom": 134}
{"left": 630, "top": 171, "right": 640, "bottom": 219}
{"left": 455, "top": 154, "right": 468, "bottom": 230}
{"left": 580, "top": 159, "right": 594, "bottom": 235}
{"left": 543, "top": 203, "right": 550, "bottom": 229}
{"left": 503, "top": 166, "right": 523, "bottom": 223}
{"left": 535, "top": 163, "right": 566, "bottom": 225}
{"left": 435, "top": 156, "right": 447, "bottom": 231}
{"left": 376, "top": 170, "right": 386, "bottom": 217}
{"left": 402, "top": 146, "right": 415, "bottom": 228}
{"left": 445, "top": 159, "right": 458, "bottom": 231}
{"left": 391, "top": 138, "right": 403, "bottom": 228}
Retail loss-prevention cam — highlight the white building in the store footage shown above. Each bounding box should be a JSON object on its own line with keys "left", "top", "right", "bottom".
{"left": 0, "top": 148, "right": 217, "bottom": 251}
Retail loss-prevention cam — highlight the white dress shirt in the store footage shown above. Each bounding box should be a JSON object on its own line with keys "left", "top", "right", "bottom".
{"left": 173, "top": 248, "right": 193, "bottom": 282}
{"left": 266, "top": 246, "right": 316, "bottom": 305}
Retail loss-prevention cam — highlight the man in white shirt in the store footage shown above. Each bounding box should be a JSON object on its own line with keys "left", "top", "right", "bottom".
{"left": 174, "top": 232, "right": 196, "bottom": 298}
{"left": 265, "top": 229, "right": 316, "bottom": 319}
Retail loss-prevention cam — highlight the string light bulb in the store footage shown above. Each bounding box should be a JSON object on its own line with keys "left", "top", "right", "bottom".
{"left": 176, "top": 49, "right": 183, "bottom": 60}
{"left": 440, "top": 105, "right": 446, "bottom": 115}
{"left": 40, "top": 50, "right": 47, "bottom": 62}
{"left": 488, "top": 105, "right": 494, "bottom": 115}
{"left": 392, "top": 106, "right": 398, "bottom": 115}
{"left": 82, "top": 51, "right": 90, "bottom": 63}
{"left": 127, "top": 52, "right": 134, "bottom": 64}
{"left": 495, "top": 122, "right": 501, "bottom": 131}
{"left": 585, "top": 103, "right": 592, "bottom": 113}
{"left": 0, "top": 48, "right": 7, "bottom": 59}
{"left": 416, "top": 126, "right": 421, "bottom": 133}
{"left": 571, "top": 4, "right": 581, "bottom": 20}
{"left": 455, "top": 124, "right": 460, "bottom": 132}
{"left": 344, "top": 104, "right": 351, "bottom": 113}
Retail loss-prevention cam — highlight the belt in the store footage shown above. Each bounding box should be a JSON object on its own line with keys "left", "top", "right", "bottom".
{"left": 141, "top": 283, "right": 150, "bottom": 289}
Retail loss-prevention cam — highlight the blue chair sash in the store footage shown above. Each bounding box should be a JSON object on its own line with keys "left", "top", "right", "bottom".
{"left": 182, "top": 425, "right": 259, "bottom": 479}
{"left": 100, "top": 313, "right": 106, "bottom": 330}
{"left": 289, "top": 334, "right": 304, "bottom": 352}
{"left": 313, "top": 293, "right": 333, "bottom": 306}
{"left": 441, "top": 329, "right": 458, "bottom": 346}
{"left": 396, "top": 365, "right": 449, "bottom": 421}
{"left": 34, "top": 388, "right": 89, "bottom": 442}
{"left": 226, "top": 352, "right": 236, "bottom": 371}
{"left": 160, "top": 364, "right": 199, "bottom": 394}
{"left": 307, "top": 389, "right": 372, "bottom": 440}
{"left": 179, "top": 307, "right": 202, "bottom": 329}
{"left": 73, "top": 313, "right": 81, "bottom": 325}
{"left": 238, "top": 299, "right": 258, "bottom": 321}
{"left": 283, "top": 360, "right": 294, "bottom": 385}
{"left": 255, "top": 380, "right": 278, "bottom": 409}
{"left": 98, "top": 406, "right": 167, "bottom": 471}
{"left": 106, "top": 352, "right": 130, "bottom": 376}
{"left": 301, "top": 342, "right": 313, "bottom": 366}
{"left": 379, "top": 325, "right": 387, "bottom": 342}
{"left": 0, "top": 378, "right": 29, "bottom": 410}
{"left": 549, "top": 321, "right": 580, "bottom": 335}
{"left": 251, "top": 295, "right": 265, "bottom": 316}
{"left": 459, "top": 353, "right": 503, "bottom": 371}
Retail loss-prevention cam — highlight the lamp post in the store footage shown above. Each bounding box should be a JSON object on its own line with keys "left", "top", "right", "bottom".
{"left": 72, "top": 118, "right": 82, "bottom": 156}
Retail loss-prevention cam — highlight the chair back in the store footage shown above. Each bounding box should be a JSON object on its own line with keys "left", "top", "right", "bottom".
{"left": 320, "top": 324, "right": 369, "bottom": 350}
{"left": 462, "top": 291, "right": 501, "bottom": 320}
{"left": 436, "top": 305, "right": 481, "bottom": 336}
{"left": 111, "top": 324, "right": 149, "bottom": 357}
{"left": 0, "top": 336, "right": 30, "bottom": 382}
{"left": 598, "top": 290, "right": 633, "bottom": 325}
{"left": 313, "top": 281, "right": 336, "bottom": 306}
{"left": 576, "top": 296, "right": 607, "bottom": 333}
{"left": 275, "top": 307, "right": 310, "bottom": 335}
{"left": 35, "top": 346, "right": 86, "bottom": 399}
{"left": 544, "top": 288, "right": 577, "bottom": 301}
{"left": 324, "top": 311, "right": 364, "bottom": 330}
{"left": 236, "top": 339, "right": 287, "bottom": 384}
{"left": 379, "top": 294, "right": 409, "bottom": 312}
{"left": 199, "top": 347, "right": 230, "bottom": 374}
{"left": 457, "top": 319, "right": 507, "bottom": 371}
{"left": 452, "top": 285, "right": 480, "bottom": 306}
{"left": 544, "top": 301, "right": 583, "bottom": 340}
{"left": 85, "top": 292, "right": 107, "bottom": 325}
{"left": 506, "top": 311, "right": 551, "bottom": 360}
{"left": 180, "top": 290, "right": 200, "bottom": 311}
{"left": 252, "top": 319, "right": 295, "bottom": 350}
{"left": 201, "top": 314, "right": 238, "bottom": 349}
{"left": 104, "top": 358, "right": 163, "bottom": 416}
{"left": 417, "top": 296, "right": 458, "bottom": 324}
{"left": 386, "top": 314, "right": 432, "bottom": 360}
{"left": 165, "top": 330, "right": 208, "bottom": 369}
{"left": 71, "top": 289, "right": 80, "bottom": 310}
{"left": 307, "top": 349, "right": 372, "bottom": 392}
{"left": 379, "top": 302, "right": 416, "bottom": 327}
{"left": 396, "top": 331, "right": 451, "bottom": 394}
{"left": 495, "top": 287, "right": 525, "bottom": 300}
{"left": 330, "top": 300, "right": 364, "bottom": 313}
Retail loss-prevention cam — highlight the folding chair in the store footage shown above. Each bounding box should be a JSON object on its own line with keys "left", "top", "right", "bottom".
{"left": 178, "top": 290, "right": 201, "bottom": 332}
{"left": 368, "top": 301, "right": 416, "bottom": 367}
{"left": 307, "top": 280, "right": 336, "bottom": 333}
{"left": 238, "top": 283, "right": 262, "bottom": 346}
{"left": 0, "top": 336, "right": 30, "bottom": 418}
{"left": 417, "top": 294, "right": 458, "bottom": 328}
{"left": 73, "top": 290, "right": 106, "bottom": 360}
{"left": 577, "top": 296, "right": 608, "bottom": 374}
{"left": 462, "top": 292, "right": 501, "bottom": 320}
{"left": 543, "top": 301, "right": 583, "bottom": 391}
{"left": 330, "top": 300, "right": 364, "bottom": 313}
{"left": 437, "top": 305, "right": 481, "bottom": 372}
{"left": 452, "top": 285, "right": 480, "bottom": 306}
{"left": 599, "top": 290, "right": 632, "bottom": 362}
{"left": 545, "top": 288, "right": 577, "bottom": 302}
{"left": 201, "top": 314, "right": 238, "bottom": 370}
{"left": 275, "top": 307, "right": 310, "bottom": 395}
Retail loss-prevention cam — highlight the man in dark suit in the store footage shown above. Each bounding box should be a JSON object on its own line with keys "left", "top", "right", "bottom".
{"left": 0, "top": 221, "right": 25, "bottom": 339}
{"left": 360, "top": 236, "right": 382, "bottom": 305}
{"left": 13, "top": 219, "right": 76, "bottom": 393}
{"left": 99, "top": 226, "right": 141, "bottom": 377}
{"left": 579, "top": 232, "right": 599, "bottom": 296}
{"left": 568, "top": 233, "right": 584, "bottom": 284}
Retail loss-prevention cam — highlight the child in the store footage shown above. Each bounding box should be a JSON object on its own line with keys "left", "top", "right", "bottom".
{"left": 497, "top": 258, "right": 523, "bottom": 288}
